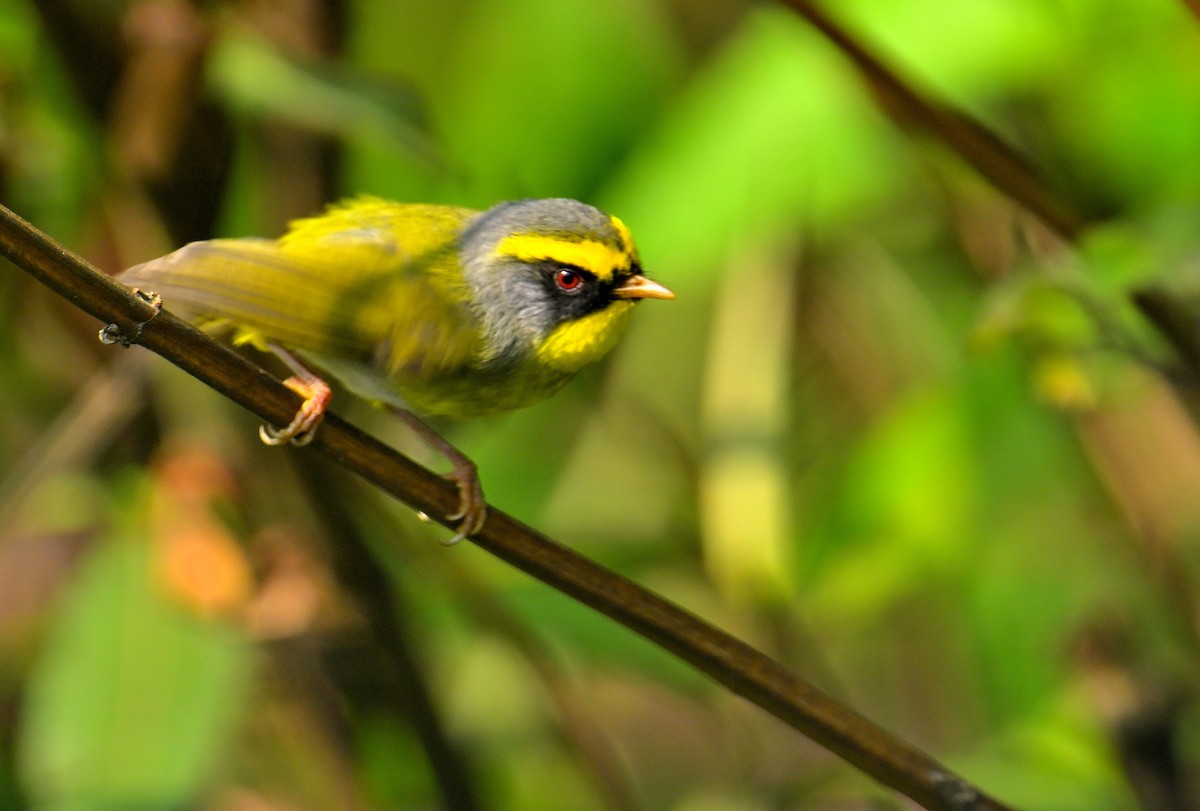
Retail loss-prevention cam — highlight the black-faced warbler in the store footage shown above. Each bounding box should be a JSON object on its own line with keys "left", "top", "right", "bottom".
{"left": 119, "top": 197, "right": 673, "bottom": 542}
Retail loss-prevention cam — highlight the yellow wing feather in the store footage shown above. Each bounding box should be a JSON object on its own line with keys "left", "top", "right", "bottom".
{"left": 120, "top": 200, "right": 484, "bottom": 381}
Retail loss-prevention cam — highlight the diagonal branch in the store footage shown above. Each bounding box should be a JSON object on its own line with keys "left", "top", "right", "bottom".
{"left": 777, "top": 0, "right": 1088, "bottom": 242}
{"left": 1179, "top": 0, "right": 1200, "bottom": 25}
{"left": 778, "top": 0, "right": 1200, "bottom": 391}
{"left": 0, "top": 203, "right": 1017, "bottom": 811}
{"left": 1130, "top": 287, "right": 1200, "bottom": 377}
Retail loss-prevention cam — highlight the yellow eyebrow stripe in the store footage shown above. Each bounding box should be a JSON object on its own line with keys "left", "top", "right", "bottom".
{"left": 610, "top": 216, "right": 633, "bottom": 255}
{"left": 495, "top": 234, "right": 630, "bottom": 281}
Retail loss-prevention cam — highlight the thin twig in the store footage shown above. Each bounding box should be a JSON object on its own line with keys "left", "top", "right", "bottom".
{"left": 777, "top": 0, "right": 1088, "bottom": 242}
{"left": 777, "top": 0, "right": 1200, "bottom": 394}
{"left": 0, "top": 203, "right": 1016, "bottom": 811}
{"left": 1131, "top": 287, "right": 1200, "bottom": 376}
{"left": 1180, "top": 0, "right": 1200, "bottom": 25}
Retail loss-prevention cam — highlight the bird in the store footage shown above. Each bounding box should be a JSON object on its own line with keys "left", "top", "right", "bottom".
{"left": 118, "top": 197, "right": 674, "bottom": 542}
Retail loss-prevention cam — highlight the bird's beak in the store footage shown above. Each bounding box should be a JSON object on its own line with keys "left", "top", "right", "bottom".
{"left": 614, "top": 274, "right": 675, "bottom": 300}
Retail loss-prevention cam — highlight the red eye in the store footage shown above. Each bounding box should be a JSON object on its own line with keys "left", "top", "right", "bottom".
{"left": 555, "top": 268, "right": 584, "bottom": 292}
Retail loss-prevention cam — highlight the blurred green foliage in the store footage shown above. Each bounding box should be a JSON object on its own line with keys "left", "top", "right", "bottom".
{"left": 3, "top": 0, "right": 1200, "bottom": 808}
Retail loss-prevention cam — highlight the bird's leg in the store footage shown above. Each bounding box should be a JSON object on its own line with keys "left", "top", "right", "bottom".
{"left": 256, "top": 345, "right": 483, "bottom": 542}
{"left": 259, "top": 344, "right": 332, "bottom": 447}
{"left": 387, "top": 406, "right": 486, "bottom": 544}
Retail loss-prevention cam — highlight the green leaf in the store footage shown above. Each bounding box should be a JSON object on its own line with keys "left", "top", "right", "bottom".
{"left": 19, "top": 535, "right": 254, "bottom": 809}
{"left": 207, "top": 32, "right": 436, "bottom": 163}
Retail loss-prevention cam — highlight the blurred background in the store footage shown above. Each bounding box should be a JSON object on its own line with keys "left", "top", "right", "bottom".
{"left": 3, "top": 0, "right": 1200, "bottom": 808}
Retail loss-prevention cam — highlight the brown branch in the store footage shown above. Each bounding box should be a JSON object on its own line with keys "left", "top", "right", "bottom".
{"left": 0, "top": 203, "right": 1017, "bottom": 811}
{"left": 1180, "top": 0, "right": 1200, "bottom": 25}
{"left": 1131, "top": 287, "right": 1200, "bottom": 377}
{"left": 777, "top": 0, "right": 1088, "bottom": 243}
{"left": 778, "top": 0, "right": 1200, "bottom": 395}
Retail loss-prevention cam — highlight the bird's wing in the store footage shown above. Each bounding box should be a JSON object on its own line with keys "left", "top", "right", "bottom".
{"left": 119, "top": 202, "right": 484, "bottom": 379}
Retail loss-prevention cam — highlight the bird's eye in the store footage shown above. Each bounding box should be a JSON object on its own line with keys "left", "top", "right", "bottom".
{"left": 554, "top": 267, "right": 585, "bottom": 293}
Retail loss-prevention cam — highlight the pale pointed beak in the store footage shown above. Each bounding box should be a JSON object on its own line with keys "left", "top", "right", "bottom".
{"left": 614, "top": 274, "right": 675, "bottom": 300}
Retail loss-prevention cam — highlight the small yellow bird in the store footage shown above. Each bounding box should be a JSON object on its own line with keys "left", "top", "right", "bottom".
{"left": 119, "top": 197, "right": 673, "bottom": 541}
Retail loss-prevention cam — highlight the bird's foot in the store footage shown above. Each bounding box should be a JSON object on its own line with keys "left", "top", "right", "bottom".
{"left": 259, "top": 375, "right": 331, "bottom": 446}
{"left": 441, "top": 458, "right": 486, "bottom": 545}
